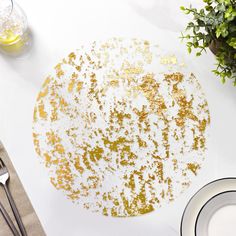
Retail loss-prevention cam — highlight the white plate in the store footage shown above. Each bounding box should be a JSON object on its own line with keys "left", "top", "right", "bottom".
{"left": 181, "top": 178, "right": 236, "bottom": 236}
{"left": 195, "top": 190, "right": 236, "bottom": 236}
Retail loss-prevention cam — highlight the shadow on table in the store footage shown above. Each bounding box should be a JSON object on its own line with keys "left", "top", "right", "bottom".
{"left": 128, "top": 0, "right": 185, "bottom": 33}
{"left": 0, "top": 27, "right": 54, "bottom": 87}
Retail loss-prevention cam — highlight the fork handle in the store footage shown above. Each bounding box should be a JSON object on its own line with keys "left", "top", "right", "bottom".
{"left": 0, "top": 201, "right": 20, "bottom": 236}
{"left": 3, "top": 184, "right": 27, "bottom": 236}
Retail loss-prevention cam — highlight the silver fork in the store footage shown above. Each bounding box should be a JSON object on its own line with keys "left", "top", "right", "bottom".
{"left": 0, "top": 158, "right": 27, "bottom": 236}
{"left": 0, "top": 200, "right": 20, "bottom": 236}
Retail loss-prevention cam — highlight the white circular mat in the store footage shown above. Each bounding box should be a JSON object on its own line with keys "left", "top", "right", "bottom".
{"left": 32, "top": 38, "right": 210, "bottom": 217}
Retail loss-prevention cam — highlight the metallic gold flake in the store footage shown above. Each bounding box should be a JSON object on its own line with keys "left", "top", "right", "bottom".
{"left": 32, "top": 38, "right": 210, "bottom": 217}
{"left": 160, "top": 55, "right": 178, "bottom": 65}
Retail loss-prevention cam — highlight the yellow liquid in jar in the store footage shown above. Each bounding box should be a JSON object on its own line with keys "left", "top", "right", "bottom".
{"left": 0, "top": 29, "right": 20, "bottom": 45}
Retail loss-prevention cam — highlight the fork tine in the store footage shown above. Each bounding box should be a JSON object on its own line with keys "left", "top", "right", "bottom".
{"left": 0, "top": 158, "right": 5, "bottom": 168}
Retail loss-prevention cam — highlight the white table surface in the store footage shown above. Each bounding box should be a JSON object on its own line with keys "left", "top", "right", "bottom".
{"left": 0, "top": 0, "right": 236, "bottom": 235}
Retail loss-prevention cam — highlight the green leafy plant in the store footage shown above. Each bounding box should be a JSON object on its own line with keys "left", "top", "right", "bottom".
{"left": 180, "top": 0, "right": 236, "bottom": 85}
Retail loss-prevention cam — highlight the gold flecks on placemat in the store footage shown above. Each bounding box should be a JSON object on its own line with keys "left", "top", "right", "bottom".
{"left": 32, "top": 38, "right": 210, "bottom": 217}
{"left": 0, "top": 141, "right": 46, "bottom": 235}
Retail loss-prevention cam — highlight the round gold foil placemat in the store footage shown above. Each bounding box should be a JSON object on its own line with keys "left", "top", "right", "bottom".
{"left": 32, "top": 38, "right": 210, "bottom": 217}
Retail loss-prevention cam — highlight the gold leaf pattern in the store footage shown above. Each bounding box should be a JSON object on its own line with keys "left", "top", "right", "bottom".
{"left": 32, "top": 38, "right": 210, "bottom": 217}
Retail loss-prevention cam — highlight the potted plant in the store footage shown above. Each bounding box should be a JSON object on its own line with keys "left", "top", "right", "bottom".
{"left": 180, "top": 0, "right": 236, "bottom": 85}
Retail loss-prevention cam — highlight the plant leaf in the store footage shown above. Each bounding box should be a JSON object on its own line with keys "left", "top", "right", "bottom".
{"left": 227, "top": 37, "right": 236, "bottom": 49}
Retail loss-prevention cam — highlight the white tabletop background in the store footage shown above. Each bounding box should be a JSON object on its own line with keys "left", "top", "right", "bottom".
{"left": 0, "top": 0, "right": 236, "bottom": 235}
